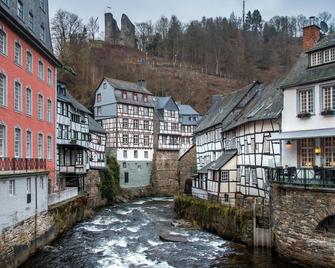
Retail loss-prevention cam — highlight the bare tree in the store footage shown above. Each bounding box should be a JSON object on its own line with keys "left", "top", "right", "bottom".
{"left": 87, "top": 17, "right": 99, "bottom": 41}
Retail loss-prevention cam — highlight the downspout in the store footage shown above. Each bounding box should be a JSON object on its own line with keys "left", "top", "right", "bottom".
{"left": 34, "top": 175, "right": 38, "bottom": 251}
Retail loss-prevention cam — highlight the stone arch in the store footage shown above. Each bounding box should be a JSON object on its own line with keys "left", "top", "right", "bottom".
{"left": 316, "top": 214, "right": 335, "bottom": 233}
{"left": 315, "top": 205, "right": 335, "bottom": 225}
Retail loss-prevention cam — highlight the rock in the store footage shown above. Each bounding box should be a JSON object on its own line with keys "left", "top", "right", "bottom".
{"left": 171, "top": 219, "right": 193, "bottom": 228}
{"left": 159, "top": 232, "right": 188, "bottom": 243}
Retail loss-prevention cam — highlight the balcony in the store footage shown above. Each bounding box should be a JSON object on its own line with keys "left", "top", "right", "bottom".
{"left": 0, "top": 158, "right": 47, "bottom": 176}
{"left": 58, "top": 164, "right": 87, "bottom": 174}
{"left": 269, "top": 167, "right": 335, "bottom": 188}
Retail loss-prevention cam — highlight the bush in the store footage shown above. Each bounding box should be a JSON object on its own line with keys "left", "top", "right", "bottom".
{"left": 99, "top": 155, "right": 120, "bottom": 203}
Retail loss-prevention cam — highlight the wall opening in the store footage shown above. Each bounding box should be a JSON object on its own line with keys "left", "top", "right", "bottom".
{"left": 316, "top": 215, "right": 335, "bottom": 233}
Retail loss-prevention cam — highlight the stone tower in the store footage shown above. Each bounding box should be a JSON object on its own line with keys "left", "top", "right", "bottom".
{"left": 104, "top": 13, "right": 136, "bottom": 48}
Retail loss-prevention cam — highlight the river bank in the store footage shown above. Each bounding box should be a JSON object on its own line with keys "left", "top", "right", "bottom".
{"left": 21, "top": 196, "right": 299, "bottom": 268}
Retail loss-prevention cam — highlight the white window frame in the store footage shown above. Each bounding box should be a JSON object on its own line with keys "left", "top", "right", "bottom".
{"left": 322, "top": 85, "right": 335, "bottom": 111}
{"left": 0, "top": 72, "right": 7, "bottom": 106}
{"left": 0, "top": 124, "right": 6, "bottom": 157}
{"left": 26, "top": 87, "right": 32, "bottom": 116}
{"left": 47, "top": 67, "right": 52, "bottom": 86}
{"left": 38, "top": 94, "right": 44, "bottom": 120}
{"left": 14, "top": 127, "right": 22, "bottom": 158}
{"left": 26, "top": 130, "right": 32, "bottom": 159}
{"left": 38, "top": 60, "right": 44, "bottom": 80}
{"left": 38, "top": 133, "right": 44, "bottom": 159}
{"left": 9, "top": 180, "right": 15, "bottom": 196}
{"left": 14, "top": 41, "right": 22, "bottom": 65}
{"left": 17, "top": 0, "right": 23, "bottom": 19}
{"left": 26, "top": 50, "right": 33, "bottom": 73}
{"left": 47, "top": 99, "right": 52, "bottom": 122}
{"left": 47, "top": 135, "right": 52, "bottom": 160}
{"left": 0, "top": 29, "right": 7, "bottom": 55}
{"left": 14, "top": 80, "right": 22, "bottom": 112}
{"left": 221, "top": 170, "right": 229, "bottom": 181}
{"left": 298, "top": 89, "right": 314, "bottom": 114}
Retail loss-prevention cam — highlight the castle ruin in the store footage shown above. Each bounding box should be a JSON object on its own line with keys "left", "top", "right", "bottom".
{"left": 105, "top": 13, "right": 137, "bottom": 48}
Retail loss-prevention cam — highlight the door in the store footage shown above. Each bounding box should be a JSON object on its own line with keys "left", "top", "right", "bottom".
{"left": 124, "top": 172, "right": 129, "bottom": 184}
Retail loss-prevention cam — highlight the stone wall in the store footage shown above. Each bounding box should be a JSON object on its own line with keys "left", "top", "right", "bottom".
{"left": 152, "top": 150, "right": 179, "bottom": 195}
{"left": 272, "top": 184, "right": 335, "bottom": 267}
{"left": 0, "top": 197, "right": 87, "bottom": 268}
{"left": 177, "top": 145, "right": 196, "bottom": 193}
{"left": 86, "top": 170, "right": 107, "bottom": 208}
{"left": 174, "top": 195, "right": 254, "bottom": 245}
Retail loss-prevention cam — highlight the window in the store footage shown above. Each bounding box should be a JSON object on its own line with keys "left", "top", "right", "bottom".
{"left": 143, "top": 121, "right": 149, "bottom": 130}
{"left": 123, "top": 150, "right": 127, "bottom": 158}
{"left": 331, "top": 48, "right": 335, "bottom": 62}
{"left": 14, "top": 81, "right": 22, "bottom": 112}
{"left": 224, "top": 194, "right": 229, "bottom": 203}
{"left": 298, "top": 89, "right": 313, "bottom": 114}
{"left": 325, "top": 49, "right": 330, "bottom": 63}
{"left": 245, "top": 167, "right": 250, "bottom": 184}
{"left": 263, "top": 138, "right": 271, "bottom": 154}
{"left": 27, "top": 178, "right": 31, "bottom": 194}
{"left": 134, "top": 150, "right": 138, "bottom": 158}
{"left": 171, "top": 123, "right": 178, "bottom": 131}
{"left": 0, "top": 30, "right": 7, "bottom": 55}
{"left": 144, "top": 135, "right": 149, "bottom": 146}
{"left": 38, "top": 133, "right": 43, "bottom": 159}
{"left": 133, "top": 119, "right": 139, "bottom": 129}
{"left": 26, "top": 88, "right": 32, "bottom": 115}
{"left": 324, "top": 138, "right": 335, "bottom": 167}
{"left": 26, "top": 130, "right": 32, "bottom": 158}
{"left": 28, "top": 12, "right": 34, "bottom": 30}
{"left": 97, "top": 106, "right": 102, "bottom": 115}
{"left": 38, "top": 94, "right": 43, "bottom": 120}
{"left": 122, "top": 91, "right": 127, "bottom": 100}
{"left": 133, "top": 106, "right": 139, "bottom": 115}
{"left": 122, "top": 134, "right": 128, "bottom": 145}
{"left": 299, "top": 138, "right": 314, "bottom": 167}
{"left": 144, "top": 151, "right": 148, "bottom": 159}
{"left": 0, "top": 124, "right": 6, "bottom": 157}
{"left": 76, "top": 151, "right": 83, "bottom": 165}
{"left": 14, "top": 128, "right": 21, "bottom": 158}
{"left": 26, "top": 51, "right": 33, "bottom": 72}
{"left": 122, "top": 105, "right": 128, "bottom": 114}
{"left": 143, "top": 108, "right": 149, "bottom": 116}
{"left": 47, "top": 136, "right": 52, "bottom": 160}
{"left": 322, "top": 86, "right": 335, "bottom": 111}
{"left": 14, "top": 42, "right": 22, "bottom": 65}
{"left": 38, "top": 60, "right": 44, "bottom": 80}
{"left": 40, "top": 24, "right": 45, "bottom": 42}
{"left": 47, "top": 99, "right": 52, "bottom": 122}
{"left": 134, "top": 135, "right": 139, "bottom": 145}
{"left": 97, "top": 93, "right": 101, "bottom": 102}
{"left": 133, "top": 93, "right": 138, "bottom": 101}
{"left": 47, "top": 68, "right": 52, "bottom": 85}
{"left": 0, "top": 73, "right": 7, "bottom": 106}
{"left": 251, "top": 169, "right": 257, "bottom": 185}
{"left": 221, "top": 170, "right": 229, "bottom": 181}
{"left": 163, "top": 122, "right": 168, "bottom": 131}
{"left": 143, "top": 95, "right": 148, "bottom": 103}
{"left": 17, "top": 0, "right": 23, "bottom": 19}
{"left": 123, "top": 162, "right": 127, "bottom": 168}
{"left": 122, "top": 118, "right": 129, "bottom": 128}
{"left": 9, "top": 180, "right": 15, "bottom": 196}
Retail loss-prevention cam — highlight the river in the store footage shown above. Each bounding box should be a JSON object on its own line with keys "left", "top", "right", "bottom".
{"left": 22, "top": 197, "right": 299, "bottom": 268}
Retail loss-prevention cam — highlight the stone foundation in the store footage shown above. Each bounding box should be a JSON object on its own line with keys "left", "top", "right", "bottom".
{"left": 152, "top": 150, "right": 179, "bottom": 195}
{"left": 272, "top": 184, "right": 335, "bottom": 267}
{"left": 86, "top": 170, "right": 107, "bottom": 208}
{"left": 0, "top": 197, "right": 87, "bottom": 268}
{"left": 177, "top": 145, "right": 196, "bottom": 193}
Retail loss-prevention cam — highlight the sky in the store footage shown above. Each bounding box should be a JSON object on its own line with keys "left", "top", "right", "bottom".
{"left": 49, "top": 0, "right": 335, "bottom": 34}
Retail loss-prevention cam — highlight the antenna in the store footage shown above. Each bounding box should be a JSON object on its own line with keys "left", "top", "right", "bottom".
{"left": 242, "top": 0, "right": 246, "bottom": 26}
{"left": 320, "top": 21, "right": 329, "bottom": 34}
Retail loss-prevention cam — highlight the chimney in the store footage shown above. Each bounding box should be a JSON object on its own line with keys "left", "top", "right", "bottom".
{"left": 303, "top": 16, "right": 321, "bottom": 51}
{"left": 138, "top": 80, "right": 147, "bottom": 88}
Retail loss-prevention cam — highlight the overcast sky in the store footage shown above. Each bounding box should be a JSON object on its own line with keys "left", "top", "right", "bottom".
{"left": 49, "top": 0, "right": 335, "bottom": 33}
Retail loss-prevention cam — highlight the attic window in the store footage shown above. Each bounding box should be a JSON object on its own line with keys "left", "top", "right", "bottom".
{"left": 143, "top": 95, "right": 148, "bottom": 103}
{"left": 133, "top": 93, "right": 138, "bottom": 101}
{"left": 122, "top": 91, "right": 127, "bottom": 100}
{"left": 310, "top": 48, "right": 335, "bottom": 67}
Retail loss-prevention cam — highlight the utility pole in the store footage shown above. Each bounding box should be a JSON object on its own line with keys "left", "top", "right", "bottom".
{"left": 242, "top": 0, "right": 246, "bottom": 27}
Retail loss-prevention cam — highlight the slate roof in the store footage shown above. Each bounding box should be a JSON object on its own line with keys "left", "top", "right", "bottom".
{"left": 198, "top": 150, "right": 237, "bottom": 173}
{"left": 57, "top": 82, "right": 92, "bottom": 115}
{"left": 282, "top": 33, "right": 335, "bottom": 89}
{"left": 88, "top": 116, "right": 106, "bottom": 134}
{"left": 222, "top": 80, "right": 283, "bottom": 131}
{"left": 306, "top": 32, "right": 335, "bottom": 53}
{"left": 178, "top": 104, "right": 199, "bottom": 115}
{"left": 105, "top": 78, "right": 153, "bottom": 95}
{"left": 155, "top": 96, "right": 171, "bottom": 110}
{"left": 195, "top": 82, "right": 259, "bottom": 133}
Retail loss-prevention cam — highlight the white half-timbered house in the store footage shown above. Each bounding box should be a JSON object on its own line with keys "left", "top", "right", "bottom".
{"left": 94, "top": 78, "right": 154, "bottom": 188}
{"left": 193, "top": 82, "right": 282, "bottom": 206}
{"left": 153, "top": 97, "right": 181, "bottom": 151}
{"left": 88, "top": 116, "right": 107, "bottom": 170}
{"left": 178, "top": 104, "right": 200, "bottom": 156}
{"left": 57, "top": 82, "right": 92, "bottom": 192}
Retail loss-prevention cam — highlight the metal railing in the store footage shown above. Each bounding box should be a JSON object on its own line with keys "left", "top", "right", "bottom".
{"left": 269, "top": 167, "right": 335, "bottom": 188}
{"left": 0, "top": 158, "right": 47, "bottom": 173}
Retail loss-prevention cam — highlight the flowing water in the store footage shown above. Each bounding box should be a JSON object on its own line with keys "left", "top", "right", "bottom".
{"left": 22, "top": 197, "right": 298, "bottom": 268}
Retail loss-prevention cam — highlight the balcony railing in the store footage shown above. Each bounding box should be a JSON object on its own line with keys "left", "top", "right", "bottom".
{"left": 0, "top": 158, "right": 47, "bottom": 174}
{"left": 269, "top": 167, "right": 335, "bottom": 188}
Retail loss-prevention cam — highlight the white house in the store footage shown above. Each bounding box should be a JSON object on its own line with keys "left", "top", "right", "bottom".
{"left": 93, "top": 78, "right": 154, "bottom": 188}
{"left": 270, "top": 21, "right": 335, "bottom": 186}
{"left": 88, "top": 116, "right": 107, "bottom": 170}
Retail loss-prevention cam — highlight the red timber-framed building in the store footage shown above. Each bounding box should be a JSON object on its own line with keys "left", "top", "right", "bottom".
{"left": 0, "top": 0, "right": 61, "bottom": 232}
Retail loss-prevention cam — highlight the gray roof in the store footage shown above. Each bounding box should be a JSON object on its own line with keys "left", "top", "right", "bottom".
{"left": 222, "top": 80, "right": 283, "bottom": 131}
{"left": 306, "top": 32, "right": 335, "bottom": 53}
{"left": 88, "top": 116, "right": 106, "bottom": 134}
{"left": 195, "top": 82, "right": 259, "bottom": 133}
{"left": 269, "top": 128, "right": 335, "bottom": 140}
{"left": 281, "top": 52, "right": 335, "bottom": 89}
{"left": 178, "top": 104, "right": 199, "bottom": 116}
{"left": 57, "top": 82, "right": 92, "bottom": 115}
{"left": 105, "top": 78, "right": 153, "bottom": 95}
{"left": 198, "top": 150, "right": 237, "bottom": 173}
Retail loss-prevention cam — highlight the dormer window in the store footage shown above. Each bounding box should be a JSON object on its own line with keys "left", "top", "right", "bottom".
{"left": 310, "top": 47, "right": 335, "bottom": 67}
{"left": 133, "top": 93, "right": 138, "bottom": 101}
{"left": 97, "top": 93, "right": 101, "bottom": 102}
{"left": 143, "top": 95, "right": 148, "bottom": 103}
{"left": 17, "top": 0, "right": 23, "bottom": 19}
{"left": 122, "top": 91, "right": 127, "bottom": 100}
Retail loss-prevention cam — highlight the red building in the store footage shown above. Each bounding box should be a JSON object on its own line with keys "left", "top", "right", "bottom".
{"left": 0, "top": 0, "right": 61, "bottom": 231}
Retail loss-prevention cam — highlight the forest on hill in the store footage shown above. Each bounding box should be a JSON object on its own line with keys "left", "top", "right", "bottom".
{"left": 51, "top": 9, "right": 334, "bottom": 113}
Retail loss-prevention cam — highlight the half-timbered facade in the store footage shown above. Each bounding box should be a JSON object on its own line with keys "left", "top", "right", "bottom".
{"left": 178, "top": 104, "right": 200, "bottom": 156}
{"left": 94, "top": 78, "right": 154, "bottom": 188}
{"left": 193, "top": 82, "right": 282, "bottom": 206}
{"left": 88, "top": 116, "right": 106, "bottom": 170}
{"left": 57, "top": 82, "right": 91, "bottom": 192}
{"left": 0, "top": 0, "right": 60, "bottom": 232}
{"left": 154, "top": 96, "right": 181, "bottom": 151}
